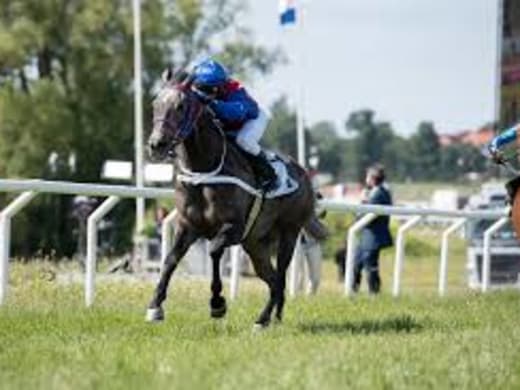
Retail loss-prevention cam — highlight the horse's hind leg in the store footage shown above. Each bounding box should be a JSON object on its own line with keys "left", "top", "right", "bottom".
{"left": 245, "top": 245, "right": 277, "bottom": 328}
{"left": 244, "top": 241, "right": 276, "bottom": 328}
{"left": 146, "top": 227, "right": 198, "bottom": 322}
{"left": 208, "top": 223, "right": 242, "bottom": 318}
{"left": 274, "top": 229, "right": 300, "bottom": 323}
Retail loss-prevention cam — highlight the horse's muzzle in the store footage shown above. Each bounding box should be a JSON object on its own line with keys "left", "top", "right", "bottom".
{"left": 148, "top": 139, "right": 166, "bottom": 161}
{"left": 148, "top": 139, "right": 176, "bottom": 161}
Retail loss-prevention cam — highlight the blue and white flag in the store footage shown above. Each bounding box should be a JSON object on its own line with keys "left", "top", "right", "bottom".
{"left": 279, "top": 0, "right": 296, "bottom": 26}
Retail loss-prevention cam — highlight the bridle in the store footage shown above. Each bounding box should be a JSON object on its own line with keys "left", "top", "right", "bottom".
{"left": 153, "top": 88, "right": 203, "bottom": 145}
{"left": 154, "top": 85, "right": 228, "bottom": 177}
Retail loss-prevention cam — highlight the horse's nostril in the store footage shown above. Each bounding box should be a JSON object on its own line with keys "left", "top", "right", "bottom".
{"left": 149, "top": 139, "right": 166, "bottom": 150}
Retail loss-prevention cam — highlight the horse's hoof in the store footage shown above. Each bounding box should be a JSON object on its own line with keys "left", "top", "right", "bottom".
{"left": 210, "top": 296, "right": 227, "bottom": 319}
{"left": 211, "top": 306, "right": 227, "bottom": 319}
{"left": 145, "top": 307, "right": 165, "bottom": 323}
{"left": 252, "top": 322, "right": 269, "bottom": 333}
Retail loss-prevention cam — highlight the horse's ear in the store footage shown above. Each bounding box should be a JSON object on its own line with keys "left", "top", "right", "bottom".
{"left": 161, "top": 67, "right": 174, "bottom": 83}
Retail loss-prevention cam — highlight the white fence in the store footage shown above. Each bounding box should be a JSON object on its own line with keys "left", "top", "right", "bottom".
{"left": 0, "top": 179, "right": 508, "bottom": 306}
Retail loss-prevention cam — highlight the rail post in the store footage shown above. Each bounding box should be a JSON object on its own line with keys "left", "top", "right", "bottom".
{"left": 438, "top": 218, "right": 466, "bottom": 296}
{"left": 393, "top": 215, "right": 422, "bottom": 297}
{"left": 482, "top": 216, "right": 509, "bottom": 292}
{"left": 85, "top": 196, "right": 120, "bottom": 307}
{"left": 0, "top": 191, "right": 37, "bottom": 305}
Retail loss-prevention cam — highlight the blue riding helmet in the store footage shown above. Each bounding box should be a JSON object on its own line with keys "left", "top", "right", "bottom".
{"left": 192, "top": 59, "right": 229, "bottom": 88}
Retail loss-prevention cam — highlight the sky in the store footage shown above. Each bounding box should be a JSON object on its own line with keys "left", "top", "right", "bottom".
{"left": 244, "top": 0, "right": 499, "bottom": 136}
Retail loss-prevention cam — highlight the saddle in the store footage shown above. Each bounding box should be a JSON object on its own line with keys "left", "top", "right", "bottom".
{"left": 236, "top": 146, "right": 299, "bottom": 198}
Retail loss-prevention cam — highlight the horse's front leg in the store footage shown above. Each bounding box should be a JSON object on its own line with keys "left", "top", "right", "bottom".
{"left": 146, "top": 226, "right": 199, "bottom": 322}
{"left": 208, "top": 223, "right": 242, "bottom": 319}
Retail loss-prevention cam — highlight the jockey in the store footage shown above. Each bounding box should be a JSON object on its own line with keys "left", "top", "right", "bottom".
{"left": 189, "top": 59, "right": 277, "bottom": 192}
{"left": 488, "top": 124, "right": 520, "bottom": 208}
{"left": 488, "top": 123, "right": 520, "bottom": 163}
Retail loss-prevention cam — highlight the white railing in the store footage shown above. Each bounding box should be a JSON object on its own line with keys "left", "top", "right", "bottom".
{"left": 320, "top": 199, "right": 507, "bottom": 297}
{"left": 0, "top": 179, "right": 509, "bottom": 306}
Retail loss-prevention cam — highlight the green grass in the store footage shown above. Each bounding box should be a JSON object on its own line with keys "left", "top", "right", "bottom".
{"left": 1, "top": 238, "right": 520, "bottom": 390}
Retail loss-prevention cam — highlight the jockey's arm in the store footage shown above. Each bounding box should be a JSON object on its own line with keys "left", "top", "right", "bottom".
{"left": 210, "top": 91, "right": 259, "bottom": 123}
{"left": 490, "top": 124, "right": 520, "bottom": 152}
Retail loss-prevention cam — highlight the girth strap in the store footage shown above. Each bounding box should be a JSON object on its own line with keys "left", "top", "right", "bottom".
{"left": 241, "top": 195, "right": 264, "bottom": 240}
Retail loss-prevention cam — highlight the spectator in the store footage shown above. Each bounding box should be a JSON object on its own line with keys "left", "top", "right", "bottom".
{"left": 352, "top": 164, "right": 393, "bottom": 294}
{"left": 299, "top": 192, "right": 329, "bottom": 294}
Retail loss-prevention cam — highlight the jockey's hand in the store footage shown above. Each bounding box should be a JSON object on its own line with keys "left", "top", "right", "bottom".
{"left": 192, "top": 89, "right": 213, "bottom": 105}
{"left": 488, "top": 144, "right": 505, "bottom": 164}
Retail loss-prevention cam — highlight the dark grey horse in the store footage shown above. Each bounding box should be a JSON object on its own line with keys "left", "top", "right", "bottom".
{"left": 146, "top": 68, "right": 324, "bottom": 328}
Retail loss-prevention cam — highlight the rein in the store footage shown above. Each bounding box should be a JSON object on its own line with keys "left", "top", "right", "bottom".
{"left": 173, "top": 91, "right": 228, "bottom": 181}
{"left": 177, "top": 117, "right": 228, "bottom": 182}
{"left": 499, "top": 153, "right": 520, "bottom": 176}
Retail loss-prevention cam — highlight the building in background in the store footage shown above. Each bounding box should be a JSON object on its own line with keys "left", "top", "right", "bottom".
{"left": 500, "top": 0, "right": 520, "bottom": 127}
{"left": 438, "top": 127, "right": 495, "bottom": 147}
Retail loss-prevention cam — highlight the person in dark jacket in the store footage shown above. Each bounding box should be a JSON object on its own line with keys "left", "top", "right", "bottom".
{"left": 353, "top": 164, "right": 393, "bottom": 294}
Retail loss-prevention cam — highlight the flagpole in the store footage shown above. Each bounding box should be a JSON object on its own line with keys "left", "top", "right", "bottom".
{"left": 133, "top": 0, "right": 145, "bottom": 237}
{"left": 296, "top": 1, "right": 306, "bottom": 168}
{"left": 494, "top": 0, "right": 504, "bottom": 125}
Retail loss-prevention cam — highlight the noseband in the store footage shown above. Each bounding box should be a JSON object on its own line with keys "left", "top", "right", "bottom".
{"left": 154, "top": 86, "right": 228, "bottom": 177}
{"left": 154, "top": 89, "right": 204, "bottom": 146}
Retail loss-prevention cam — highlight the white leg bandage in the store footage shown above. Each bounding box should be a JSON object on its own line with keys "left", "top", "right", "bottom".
{"left": 235, "top": 108, "right": 270, "bottom": 156}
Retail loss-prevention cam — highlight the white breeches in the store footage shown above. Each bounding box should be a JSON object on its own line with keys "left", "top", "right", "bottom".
{"left": 235, "top": 108, "right": 270, "bottom": 156}
{"left": 303, "top": 242, "right": 322, "bottom": 295}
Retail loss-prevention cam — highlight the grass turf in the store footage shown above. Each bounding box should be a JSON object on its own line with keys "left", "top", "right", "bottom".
{"left": 1, "top": 252, "right": 519, "bottom": 390}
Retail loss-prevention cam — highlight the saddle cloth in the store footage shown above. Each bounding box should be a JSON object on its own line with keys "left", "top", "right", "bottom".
{"left": 263, "top": 152, "right": 299, "bottom": 199}
{"left": 176, "top": 151, "right": 299, "bottom": 199}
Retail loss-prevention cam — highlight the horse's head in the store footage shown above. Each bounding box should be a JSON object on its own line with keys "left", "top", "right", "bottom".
{"left": 148, "top": 67, "right": 203, "bottom": 160}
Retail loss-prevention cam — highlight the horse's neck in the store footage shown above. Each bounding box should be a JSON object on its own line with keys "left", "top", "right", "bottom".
{"left": 175, "top": 117, "right": 254, "bottom": 179}
{"left": 175, "top": 120, "right": 224, "bottom": 173}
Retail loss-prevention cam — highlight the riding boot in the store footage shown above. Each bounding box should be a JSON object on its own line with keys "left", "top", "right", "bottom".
{"left": 248, "top": 151, "right": 278, "bottom": 192}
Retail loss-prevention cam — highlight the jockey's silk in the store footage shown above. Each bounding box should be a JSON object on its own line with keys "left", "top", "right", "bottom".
{"left": 209, "top": 79, "right": 259, "bottom": 132}
{"left": 491, "top": 124, "right": 519, "bottom": 150}
{"left": 222, "top": 79, "right": 242, "bottom": 95}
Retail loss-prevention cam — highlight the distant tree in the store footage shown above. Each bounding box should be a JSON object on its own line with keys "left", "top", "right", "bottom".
{"left": 440, "top": 143, "right": 487, "bottom": 180}
{"left": 0, "top": 0, "right": 280, "bottom": 257}
{"left": 409, "top": 122, "right": 441, "bottom": 180}
{"left": 308, "top": 121, "right": 351, "bottom": 180}
{"left": 265, "top": 101, "right": 355, "bottom": 181}
{"left": 263, "top": 97, "right": 298, "bottom": 157}
{"left": 346, "top": 110, "right": 395, "bottom": 181}
{"left": 382, "top": 135, "right": 413, "bottom": 182}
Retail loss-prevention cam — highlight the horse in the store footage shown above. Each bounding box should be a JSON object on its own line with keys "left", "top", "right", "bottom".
{"left": 145, "top": 68, "right": 325, "bottom": 329}
{"left": 506, "top": 176, "right": 520, "bottom": 238}
{"left": 498, "top": 156, "right": 520, "bottom": 238}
